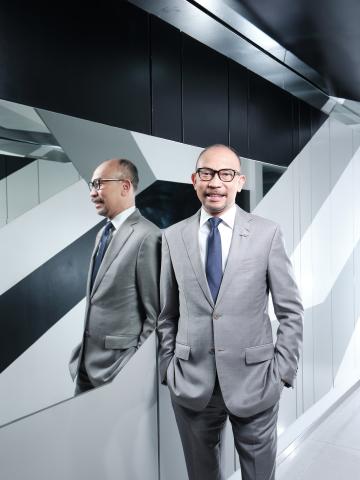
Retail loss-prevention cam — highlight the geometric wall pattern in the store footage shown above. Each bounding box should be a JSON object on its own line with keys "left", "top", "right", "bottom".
{"left": 1, "top": 111, "right": 359, "bottom": 479}
{"left": 0, "top": 178, "right": 102, "bottom": 425}
{"left": 253, "top": 117, "right": 360, "bottom": 467}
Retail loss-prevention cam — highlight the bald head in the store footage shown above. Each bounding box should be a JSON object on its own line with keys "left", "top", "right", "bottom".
{"left": 96, "top": 158, "right": 139, "bottom": 190}
{"left": 196, "top": 144, "right": 241, "bottom": 171}
{"left": 90, "top": 158, "right": 139, "bottom": 219}
{"left": 191, "top": 143, "right": 246, "bottom": 216}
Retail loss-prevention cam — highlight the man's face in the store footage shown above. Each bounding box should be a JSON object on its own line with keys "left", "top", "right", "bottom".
{"left": 191, "top": 146, "right": 246, "bottom": 216}
{"left": 89, "top": 162, "right": 128, "bottom": 219}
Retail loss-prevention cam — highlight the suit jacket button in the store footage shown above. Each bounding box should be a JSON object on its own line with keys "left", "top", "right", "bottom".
{"left": 213, "top": 314, "right": 220, "bottom": 320}
{"left": 209, "top": 348, "right": 215, "bottom": 354}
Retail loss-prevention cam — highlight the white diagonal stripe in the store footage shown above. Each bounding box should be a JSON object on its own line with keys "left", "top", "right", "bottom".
{"left": 0, "top": 180, "right": 100, "bottom": 295}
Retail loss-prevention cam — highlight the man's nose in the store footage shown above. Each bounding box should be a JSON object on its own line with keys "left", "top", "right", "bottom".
{"left": 208, "top": 173, "right": 222, "bottom": 186}
{"left": 89, "top": 186, "right": 98, "bottom": 198}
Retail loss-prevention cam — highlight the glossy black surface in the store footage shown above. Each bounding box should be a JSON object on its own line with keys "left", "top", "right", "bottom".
{"left": 151, "top": 16, "right": 182, "bottom": 142}
{"left": 0, "top": 154, "right": 35, "bottom": 180}
{"left": 292, "top": 100, "right": 300, "bottom": 157}
{"left": 137, "top": 181, "right": 201, "bottom": 228}
{"left": 263, "top": 166, "right": 284, "bottom": 197}
{"left": 298, "top": 101, "right": 312, "bottom": 152}
{"left": 311, "top": 107, "right": 328, "bottom": 138}
{"left": 0, "top": 223, "right": 100, "bottom": 372}
{"left": 226, "top": 0, "right": 360, "bottom": 101}
{"left": 0, "top": 3, "right": 151, "bottom": 134}
{"left": 0, "top": 2, "right": 326, "bottom": 166}
{"left": 0, "top": 155, "right": 4, "bottom": 180}
{"left": 182, "top": 34, "right": 229, "bottom": 148}
{"left": 248, "top": 73, "right": 294, "bottom": 166}
{"left": 229, "top": 61, "right": 249, "bottom": 157}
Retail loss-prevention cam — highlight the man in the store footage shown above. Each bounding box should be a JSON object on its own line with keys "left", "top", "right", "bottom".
{"left": 70, "top": 158, "right": 161, "bottom": 394}
{"left": 158, "top": 145, "right": 303, "bottom": 480}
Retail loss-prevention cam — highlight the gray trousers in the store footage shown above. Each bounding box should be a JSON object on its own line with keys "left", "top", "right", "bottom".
{"left": 171, "top": 377, "right": 278, "bottom": 480}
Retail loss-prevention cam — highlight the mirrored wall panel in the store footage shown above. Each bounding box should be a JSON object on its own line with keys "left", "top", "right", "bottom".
{"left": 0, "top": 99, "right": 286, "bottom": 427}
{"left": 0, "top": 99, "right": 80, "bottom": 226}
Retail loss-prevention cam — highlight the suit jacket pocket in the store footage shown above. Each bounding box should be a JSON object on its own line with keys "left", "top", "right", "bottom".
{"left": 245, "top": 343, "right": 274, "bottom": 364}
{"left": 175, "top": 342, "right": 191, "bottom": 360}
{"left": 104, "top": 334, "right": 138, "bottom": 349}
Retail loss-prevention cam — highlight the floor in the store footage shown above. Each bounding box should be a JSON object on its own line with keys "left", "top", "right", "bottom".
{"left": 276, "top": 387, "right": 360, "bottom": 479}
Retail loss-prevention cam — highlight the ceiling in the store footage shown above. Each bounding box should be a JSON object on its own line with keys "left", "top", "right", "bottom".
{"left": 129, "top": 0, "right": 360, "bottom": 123}
{"left": 225, "top": 0, "right": 360, "bottom": 101}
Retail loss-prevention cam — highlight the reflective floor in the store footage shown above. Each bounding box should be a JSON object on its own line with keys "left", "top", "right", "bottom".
{"left": 277, "top": 387, "right": 360, "bottom": 479}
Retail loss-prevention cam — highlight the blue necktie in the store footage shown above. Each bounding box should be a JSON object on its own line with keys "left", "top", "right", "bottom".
{"left": 91, "top": 221, "right": 114, "bottom": 288}
{"left": 206, "top": 217, "right": 223, "bottom": 302}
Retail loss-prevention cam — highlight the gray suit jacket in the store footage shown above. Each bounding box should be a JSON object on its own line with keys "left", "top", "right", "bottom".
{"left": 158, "top": 206, "right": 303, "bottom": 417}
{"left": 70, "top": 209, "right": 161, "bottom": 387}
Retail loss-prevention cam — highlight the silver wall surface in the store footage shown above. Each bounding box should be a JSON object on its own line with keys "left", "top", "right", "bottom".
{"left": 0, "top": 333, "right": 159, "bottom": 480}
{"left": 255, "top": 117, "right": 360, "bottom": 440}
{"left": 0, "top": 159, "right": 80, "bottom": 226}
{"left": 1, "top": 112, "right": 360, "bottom": 479}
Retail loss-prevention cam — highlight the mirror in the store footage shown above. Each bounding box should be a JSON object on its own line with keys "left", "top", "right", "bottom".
{"left": 0, "top": 99, "right": 286, "bottom": 426}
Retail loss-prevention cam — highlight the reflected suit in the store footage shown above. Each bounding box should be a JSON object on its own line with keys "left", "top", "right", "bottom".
{"left": 70, "top": 208, "right": 161, "bottom": 391}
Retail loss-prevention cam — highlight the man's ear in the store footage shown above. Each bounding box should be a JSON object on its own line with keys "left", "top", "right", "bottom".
{"left": 238, "top": 175, "right": 246, "bottom": 192}
{"left": 191, "top": 172, "right": 197, "bottom": 189}
{"left": 121, "top": 179, "right": 132, "bottom": 193}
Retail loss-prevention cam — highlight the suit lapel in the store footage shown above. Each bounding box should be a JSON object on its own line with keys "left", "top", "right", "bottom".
{"left": 181, "top": 211, "right": 214, "bottom": 307}
{"left": 90, "top": 210, "right": 140, "bottom": 296}
{"left": 215, "top": 206, "right": 253, "bottom": 306}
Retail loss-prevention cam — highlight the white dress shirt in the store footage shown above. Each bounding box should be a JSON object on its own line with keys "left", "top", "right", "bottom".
{"left": 110, "top": 206, "right": 136, "bottom": 232}
{"left": 199, "top": 204, "right": 236, "bottom": 272}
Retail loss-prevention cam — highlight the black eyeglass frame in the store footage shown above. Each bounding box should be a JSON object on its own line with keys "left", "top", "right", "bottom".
{"left": 196, "top": 167, "right": 241, "bottom": 182}
{"left": 88, "top": 178, "right": 131, "bottom": 191}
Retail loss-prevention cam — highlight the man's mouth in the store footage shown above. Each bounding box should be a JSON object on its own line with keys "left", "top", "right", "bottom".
{"left": 206, "top": 193, "right": 225, "bottom": 199}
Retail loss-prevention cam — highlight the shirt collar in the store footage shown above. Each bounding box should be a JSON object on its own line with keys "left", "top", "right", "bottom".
{"left": 199, "top": 204, "right": 236, "bottom": 229}
{"left": 110, "top": 206, "right": 136, "bottom": 231}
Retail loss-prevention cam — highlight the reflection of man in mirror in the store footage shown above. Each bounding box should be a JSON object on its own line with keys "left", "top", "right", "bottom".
{"left": 69, "top": 158, "right": 161, "bottom": 394}
{"left": 158, "top": 145, "right": 303, "bottom": 480}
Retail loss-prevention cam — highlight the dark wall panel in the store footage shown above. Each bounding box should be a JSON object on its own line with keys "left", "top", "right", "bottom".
{"left": 0, "top": 4, "right": 327, "bottom": 166}
{"left": 311, "top": 106, "right": 328, "bottom": 137}
{"left": 0, "top": 154, "right": 35, "bottom": 181}
{"left": 0, "top": 3, "right": 151, "bottom": 134}
{"left": 0, "top": 155, "right": 5, "bottom": 181}
{"left": 292, "top": 99, "right": 300, "bottom": 157}
{"left": 182, "top": 35, "right": 229, "bottom": 147}
{"left": 248, "top": 72, "right": 294, "bottom": 166}
{"left": 229, "top": 60, "right": 249, "bottom": 157}
{"left": 138, "top": 181, "right": 200, "bottom": 229}
{"left": 151, "top": 16, "right": 182, "bottom": 142}
{"left": 299, "top": 101, "right": 312, "bottom": 152}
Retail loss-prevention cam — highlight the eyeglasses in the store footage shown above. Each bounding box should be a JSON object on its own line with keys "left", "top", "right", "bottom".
{"left": 88, "top": 178, "right": 127, "bottom": 191}
{"left": 196, "top": 168, "right": 240, "bottom": 182}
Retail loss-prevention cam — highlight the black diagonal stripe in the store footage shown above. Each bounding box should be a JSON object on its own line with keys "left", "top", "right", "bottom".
{"left": 0, "top": 221, "right": 104, "bottom": 373}
{"left": 0, "top": 153, "right": 35, "bottom": 180}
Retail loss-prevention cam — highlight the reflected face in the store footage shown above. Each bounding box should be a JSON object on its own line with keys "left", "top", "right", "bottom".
{"left": 191, "top": 146, "right": 246, "bottom": 216}
{"left": 90, "top": 160, "right": 132, "bottom": 219}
